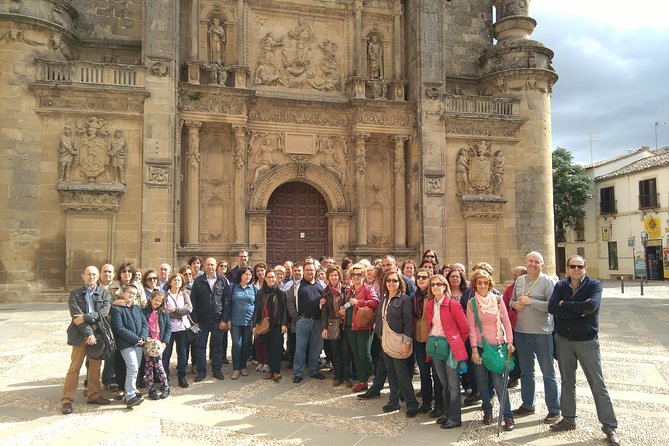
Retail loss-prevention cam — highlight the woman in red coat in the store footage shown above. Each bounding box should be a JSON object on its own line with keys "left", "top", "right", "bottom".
{"left": 343, "top": 263, "right": 379, "bottom": 392}
{"left": 425, "top": 274, "right": 469, "bottom": 429}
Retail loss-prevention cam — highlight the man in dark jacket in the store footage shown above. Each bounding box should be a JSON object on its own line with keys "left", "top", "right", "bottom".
{"left": 548, "top": 255, "right": 620, "bottom": 446}
{"left": 60, "top": 266, "right": 112, "bottom": 414}
{"left": 191, "top": 257, "right": 229, "bottom": 381}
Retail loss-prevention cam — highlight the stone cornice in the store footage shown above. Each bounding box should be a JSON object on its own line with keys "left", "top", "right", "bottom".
{"left": 32, "top": 84, "right": 148, "bottom": 115}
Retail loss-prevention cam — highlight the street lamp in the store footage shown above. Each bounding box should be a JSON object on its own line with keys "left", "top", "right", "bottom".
{"left": 655, "top": 121, "right": 667, "bottom": 150}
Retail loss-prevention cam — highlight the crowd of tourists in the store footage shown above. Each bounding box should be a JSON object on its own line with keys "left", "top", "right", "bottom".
{"left": 59, "top": 249, "right": 621, "bottom": 445}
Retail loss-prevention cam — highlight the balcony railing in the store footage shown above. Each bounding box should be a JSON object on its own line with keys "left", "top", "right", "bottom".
{"left": 442, "top": 94, "right": 519, "bottom": 117}
{"left": 36, "top": 59, "right": 145, "bottom": 88}
{"left": 639, "top": 193, "right": 659, "bottom": 209}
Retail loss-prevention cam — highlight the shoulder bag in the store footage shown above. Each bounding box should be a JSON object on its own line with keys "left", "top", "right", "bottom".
{"left": 381, "top": 297, "right": 412, "bottom": 360}
{"left": 87, "top": 313, "right": 116, "bottom": 360}
{"left": 471, "top": 298, "right": 514, "bottom": 375}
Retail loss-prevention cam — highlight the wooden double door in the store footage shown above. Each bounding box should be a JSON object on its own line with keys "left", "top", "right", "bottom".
{"left": 266, "top": 182, "right": 328, "bottom": 267}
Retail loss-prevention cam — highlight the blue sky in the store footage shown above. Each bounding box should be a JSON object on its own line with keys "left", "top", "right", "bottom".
{"left": 530, "top": 1, "right": 669, "bottom": 164}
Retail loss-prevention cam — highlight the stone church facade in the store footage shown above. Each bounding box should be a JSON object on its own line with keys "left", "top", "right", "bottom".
{"left": 0, "top": 0, "right": 558, "bottom": 298}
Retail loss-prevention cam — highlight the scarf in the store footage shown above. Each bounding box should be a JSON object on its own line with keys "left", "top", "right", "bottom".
{"left": 261, "top": 282, "right": 279, "bottom": 322}
{"left": 474, "top": 291, "right": 503, "bottom": 345}
{"left": 414, "top": 287, "right": 427, "bottom": 319}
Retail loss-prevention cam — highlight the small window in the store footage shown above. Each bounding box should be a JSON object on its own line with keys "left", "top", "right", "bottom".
{"left": 639, "top": 179, "right": 658, "bottom": 209}
{"left": 576, "top": 247, "right": 585, "bottom": 258}
{"left": 575, "top": 218, "right": 585, "bottom": 242}
{"left": 608, "top": 241, "right": 618, "bottom": 270}
{"left": 600, "top": 186, "right": 616, "bottom": 213}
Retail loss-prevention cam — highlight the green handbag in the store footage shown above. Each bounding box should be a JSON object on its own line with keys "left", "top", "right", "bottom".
{"left": 471, "top": 299, "right": 514, "bottom": 375}
{"left": 426, "top": 335, "right": 451, "bottom": 361}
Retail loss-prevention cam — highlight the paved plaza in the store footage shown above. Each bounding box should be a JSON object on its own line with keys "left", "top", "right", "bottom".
{"left": 0, "top": 280, "right": 667, "bottom": 445}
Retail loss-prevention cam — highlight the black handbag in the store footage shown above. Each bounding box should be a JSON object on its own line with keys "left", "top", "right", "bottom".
{"left": 185, "top": 315, "right": 200, "bottom": 343}
{"left": 87, "top": 314, "right": 116, "bottom": 360}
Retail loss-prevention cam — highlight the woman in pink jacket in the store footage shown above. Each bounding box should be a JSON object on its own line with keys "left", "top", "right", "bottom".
{"left": 425, "top": 274, "right": 469, "bottom": 429}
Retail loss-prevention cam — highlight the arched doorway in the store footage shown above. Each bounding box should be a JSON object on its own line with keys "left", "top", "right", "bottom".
{"left": 266, "top": 181, "right": 328, "bottom": 266}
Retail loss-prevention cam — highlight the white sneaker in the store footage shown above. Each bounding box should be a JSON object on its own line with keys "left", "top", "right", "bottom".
{"left": 262, "top": 364, "right": 270, "bottom": 372}
{"left": 240, "top": 368, "right": 249, "bottom": 376}
{"left": 255, "top": 364, "right": 263, "bottom": 371}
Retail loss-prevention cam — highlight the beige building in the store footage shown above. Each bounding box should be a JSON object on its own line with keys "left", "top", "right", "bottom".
{"left": 559, "top": 147, "right": 669, "bottom": 280}
{"left": 0, "top": 0, "right": 558, "bottom": 299}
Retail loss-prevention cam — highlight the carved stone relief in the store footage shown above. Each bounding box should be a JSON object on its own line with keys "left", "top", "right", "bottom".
{"left": 252, "top": 15, "right": 343, "bottom": 91}
{"left": 367, "top": 34, "right": 383, "bottom": 79}
{"left": 456, "top": 140, "right": 505, "bottom": 196}
{"left": 57, "top": 117, "right": 129, "bottom": 185}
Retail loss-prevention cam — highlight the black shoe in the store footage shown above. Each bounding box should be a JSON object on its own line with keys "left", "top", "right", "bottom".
{"left": 464, "top": 392, "right": 481, "bottom": 406}
{"left": 178, "top": 378, "right": 189, "bottom": 388}
{"left": 508, "top": 378, "right": 519, "bottom": 388}
{"left": 406, "top": 408, "right": 419, "bottom": 418}
{"left": 194, "top": 374, "right": 205, "bottom": 382}
{"left": 383, "top": 404, "right": 399, "bottom": 413}
{"left": 550, "top": 419, "right": 576, "bottom": 432}
{"left": 293, "top": 376, "right": 303, "bottom": 383}
{"left": 213, "top": 372, "right": 225, "bottom": 380}
{"left": 418, "top": 403, "right": 431, "bottom": 414}
{"left": 512, "top": 406, "right": 536, "bottom": 416}
{"left": 160, "top": 388, "right": 170, "bottom": 399}
{"left": 222, "top": 358, "right": 230, "bottom": 365}
{"left": 429, "top": 407, "right": 443, "bottom": 418}
{"left": 436, "top": 415, "right": 448, "bottom": 425}
{"left": 148, "top": 389, "right": 159, "bottom": 400}
{"left": 357, "top": 390, "right": 381, "bottom": 399}
{"left": 310, "top": 373, "right": 326, "bottom": 380}
{"left": 441, "top": 420, "right": 462, "bottom": 429}
{"left": 126, "top": 395, "right": 144, "bottom": 408}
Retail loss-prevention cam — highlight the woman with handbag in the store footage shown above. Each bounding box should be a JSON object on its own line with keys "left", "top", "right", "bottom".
{"left": 111, "top": 284, "right": 148, "bottom": 408}
{"left": 425, "top": 274, "right": 469, "bottom": 429}
{"left": 163, "top": 272, "right": 193, "bottom": 388}
{"left": 252, "top": 269, "right": 287, "bottom": 382}
{"left": 320, "top": 266, "right": 352, "bottom": 387}
{"left": 142, "top": 290, "right": 172, "bottom": 400}
{"left": 344, "top": 263, "right": 379, "bottom": 393}
{"left": 466, "top": 269, "right": 516, "bottom": 431}
{"left": 224, "top": 266, "right": 257, "bottom": 380}
{"left": 413, "top": 268, "right": 444, "bottom": 417}
{"left": 378, "top": 270, "right": 418, "bottom": 418}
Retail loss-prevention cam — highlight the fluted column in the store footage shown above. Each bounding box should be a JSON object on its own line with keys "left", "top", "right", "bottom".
{"left": 393, "top": 135, "right": 409, "bottom": 247}
{"left": 232, "top": 125, "right": 247, "bottom": 245}
{"left": 184, "top": 121, "right": 202, "bottom": 246}
{"left": 354, "top": 133, "right": 369, "bottom": 246}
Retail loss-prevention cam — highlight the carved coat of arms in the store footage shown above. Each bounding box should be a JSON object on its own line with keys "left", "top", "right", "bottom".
{"left": 75, "top": 117, "right": 111, "bottom": 183}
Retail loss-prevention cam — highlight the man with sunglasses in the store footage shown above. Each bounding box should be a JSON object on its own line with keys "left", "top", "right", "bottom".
{"left": 548, "top": 256, "right": 620, "bottom": 445}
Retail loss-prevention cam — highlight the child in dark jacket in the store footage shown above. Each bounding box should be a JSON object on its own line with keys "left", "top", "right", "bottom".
{"left": 111, "top": 284, "right": 149, "bottom": 408}
{"left": 142, "top": 290, "right": 172, "bottom": 399}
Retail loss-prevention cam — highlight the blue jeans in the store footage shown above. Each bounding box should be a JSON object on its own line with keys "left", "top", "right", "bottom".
{"left": 555, "top": 334, "right": 617, "bottom": 433}
{"left": 120, "top": 346, "right": 143, "bottom": 400}
{"left": 432, "top": 357, "right": 462, "bottom": 423}
{"left": 163, "top": 330, "right": 188, "bottom": 379}
{"left": 515, "top": 332, "right": 560, "bottom": 413}
{"left": 414, "top": 341, "right": 444, "bottom": 408}
{"left": 473, "top": 350, "right": 513, "bottom": 419}
{"left": 383, "top": 352, "right": 418, "bottom": 411}
{"left": 196, "top": 320, "right": 225, "bottom": 376}
{"left": 292, "top": 318, "right": 323, "bottom": 378}
{"left": 230, "top": 324, "right": 252, "bottom": 371}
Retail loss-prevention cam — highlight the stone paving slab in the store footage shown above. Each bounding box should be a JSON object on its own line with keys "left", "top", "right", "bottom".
{"left": 1, "top": 289, "right": 669, "bottom": 445}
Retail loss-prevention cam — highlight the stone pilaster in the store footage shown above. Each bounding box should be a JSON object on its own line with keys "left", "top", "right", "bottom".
{"left": 184, "top": 121, "right": 202, "bottom": 247}
{"left": 354, "top": 0, "right": 363, "bottom": 76}
{"left": 393, "top": 135, "right": 409, "bottom": 247}
{"left": 354, "top": 133, "right": 369, "bottom": 246}
{"left": 232, "top": 125, "right": 248, "bottom": 246}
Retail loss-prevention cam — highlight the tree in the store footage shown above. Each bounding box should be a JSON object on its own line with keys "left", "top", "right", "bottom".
{"left": 552, "top": 147, "right": 593, "bottom": 240}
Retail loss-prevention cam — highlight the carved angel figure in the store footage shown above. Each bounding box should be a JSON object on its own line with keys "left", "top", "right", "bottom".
{"left": 320, "top": 138, "right": 345, "bottom": 184}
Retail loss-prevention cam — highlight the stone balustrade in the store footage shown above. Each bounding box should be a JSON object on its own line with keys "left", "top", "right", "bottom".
{"left": 442, "top": 94, "right": 518, "bottom": 117}
{"left": 35, "top": 59, "right": 145, "bottom": 88}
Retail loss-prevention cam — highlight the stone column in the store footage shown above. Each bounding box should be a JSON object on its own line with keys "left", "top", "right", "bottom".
{"left": 232, "top": 125, "right": 247, "bottom": 245}
{"left": 190, "top": 0, "right": 199, "bottom": 58}
{"left": 354, "top": 133, "right": 369, "bottom": 246}
{"left": 393, "top": 0, "right": 402, "bottom": 78}
{"left": 184, "top": 121, "right": 202, "bottom": 247}
{"left": 354, "top": 0, "right": 363, "bottom": 76}
{"left": 393, "top": 135, "right": 409, "bottom": 247}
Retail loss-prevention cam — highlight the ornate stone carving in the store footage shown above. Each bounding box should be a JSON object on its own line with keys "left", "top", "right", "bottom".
{"left": 458, "top": 194, "right": 507, "bottom": 218}
{"left": 232, "top": 125, "right": 247, "bottom": 168}
{"left": 34, "top": 89, "right": 145, "bottom": 113}
{"left": 151, "top": 62, "right": 168, "bottom": 77}
{"left": 318, "top": 136, "right": 346, "bottom": 185}
{"left": 355, "top": 111, "right": 412, "bottom": 127}
{"left": 109, "top": 130, "right": 128, "bottom": 184}
{"left": 184, "top": 121, "right": 202, "bottom": 169}
{"left": 444, "top": 119, "right": 524, "bottom": 138}
{"left": 62, "top": 117, "right": 123, "bottom": 184}
{"left": 208, "top": 18, "right": 226, "bottom": 63}
{"left": 425, "top": 86, "right": 440, "bottom": 99}
{"left": 290, "top": 155, "right": 309, "bottom": 177}
{"left": 425, "top": 176, "right": 443, "bottom": 195}
{"left": 367, "top": 34, "right": 383, "bottom": 79}
{"left": 57, "top": 183, "right": 126, "bottom": 212}
{"left": 179, "top": 91, "right": 246, "bottom": 115}
{"left": 58, "top": 125, "right": 74, "bottom": 182}
{"left": 248, "top": 109, "right": 349, "bottom": 127}
{"left": 457, "top": 141, "right": 505, "bottom": 196}
{"left": 207, "top": 61, "right": 228, "bottom": 85}
{"left": 250, "top": 133, "right": 280, "bottom": 184}
{"left": 146, "top": 165, "right": 169, "bottom": 186}
{"left": 354, "top": 133, "right": 369, "bottom": 174}
{"left": 367, "top": 79, "right": 387, "bottom": 99}
{"left": 200, "top": 178, "right": 231, "bottom": 203}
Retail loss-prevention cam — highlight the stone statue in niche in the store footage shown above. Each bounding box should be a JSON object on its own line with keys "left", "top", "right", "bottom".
{"left": 319, "top": 137, "right": 345, "bottom": 184}
{"left": 58, "top": 125, "right": 74, "bottom": 182}
{"left": 457, "top": 140, "right": 504, "bottom": 195}
{"left": 251, "top": 134, "right": 280, "bottom": 183}
{"left": 367, "top": 35, "right": 383, "bottom": 79}
{"left": 208, "top": 18, "right": 226, "bottom": 63}
{"left": 109, "top": 130, "right": 128, "bottom": 184}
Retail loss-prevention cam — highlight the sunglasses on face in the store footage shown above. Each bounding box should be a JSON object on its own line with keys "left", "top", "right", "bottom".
{"left": 430, "top": 282, "right": 445, "bottom": 287}
{"left": 147, "top": 277, "right": 158, "bottom": 281}
{"left": 476, "top": 280, "right": 490, "bottom": 286}
{"left": 416, "top": 275, "right": 428, "bottom": 280}
{"left": 425, "top": 254, "right": 435, "bottom": 258}
{"left": 351, "top": 273, "right": 363, "bottom": 278}
{"left": 568, "top": 264, "right": 585, "bottom": 270}
{"left": 385, "top": 278, "right": 400, "bottom": 283}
